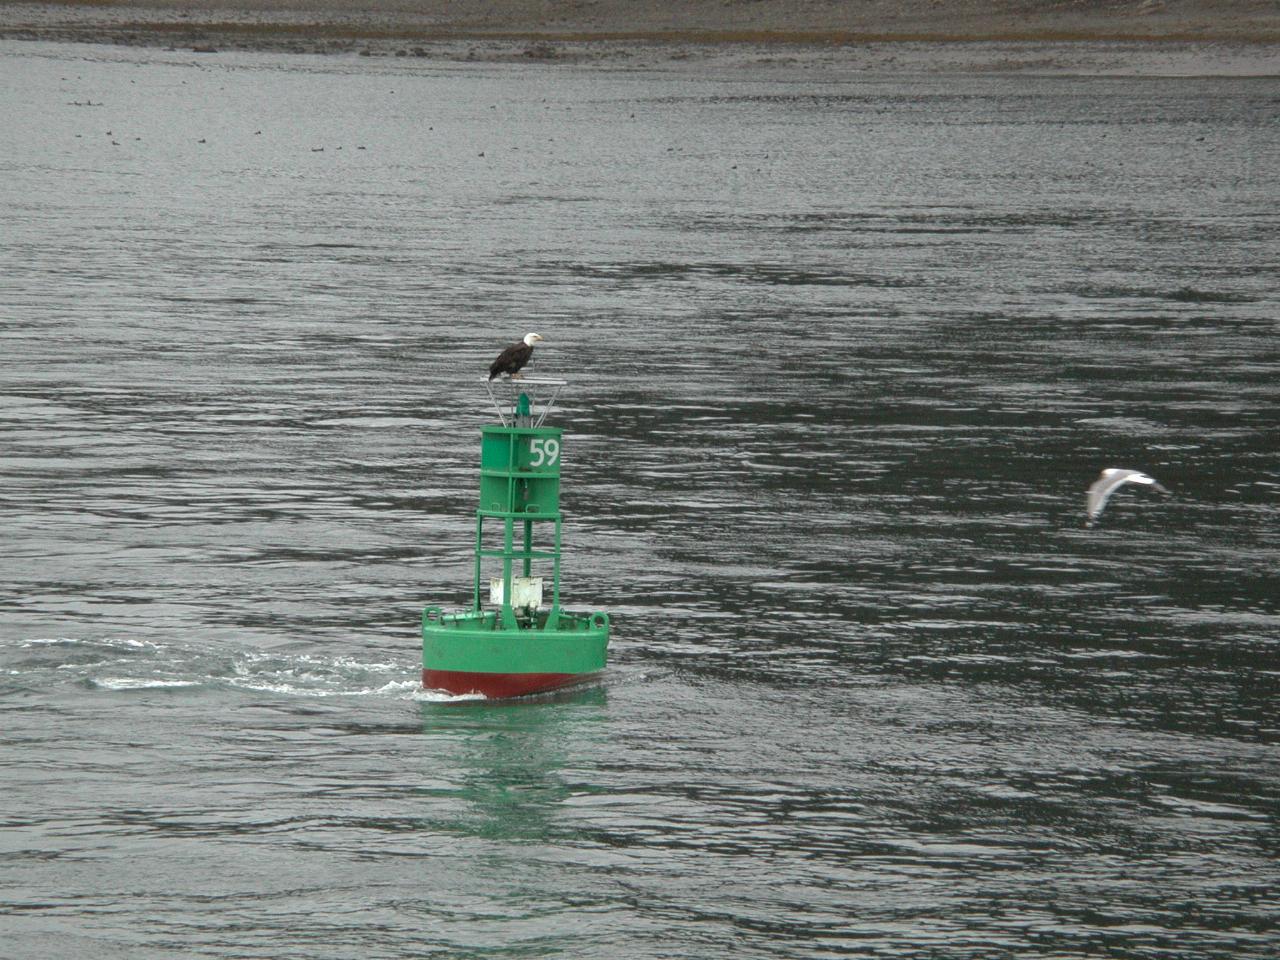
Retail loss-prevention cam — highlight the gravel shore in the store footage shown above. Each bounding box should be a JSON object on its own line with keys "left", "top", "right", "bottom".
{"left": 3, "top": 0, "right": 1279, "bottom": 72}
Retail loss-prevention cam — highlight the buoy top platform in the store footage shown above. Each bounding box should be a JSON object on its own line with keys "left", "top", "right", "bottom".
{"left": 422, "top": 377, "right": 610, "bottom": 699}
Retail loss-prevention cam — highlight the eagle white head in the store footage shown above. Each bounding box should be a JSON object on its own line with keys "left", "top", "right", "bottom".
{"left": 523, "top": 333, "right": 544, "bottom": 346}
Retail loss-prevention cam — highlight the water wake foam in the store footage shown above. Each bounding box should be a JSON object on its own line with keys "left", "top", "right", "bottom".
{"left": 3, "top": 636, "right": 466, "bottom": 701}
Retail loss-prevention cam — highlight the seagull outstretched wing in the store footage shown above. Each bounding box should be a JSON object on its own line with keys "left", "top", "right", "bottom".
{"left": 1086, "top": 468, "right": 1170, "bottom": 526}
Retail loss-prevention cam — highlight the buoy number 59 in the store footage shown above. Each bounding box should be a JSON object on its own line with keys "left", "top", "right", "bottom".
{"left": 529, "top": 438, "right": 560, "bottom": 468}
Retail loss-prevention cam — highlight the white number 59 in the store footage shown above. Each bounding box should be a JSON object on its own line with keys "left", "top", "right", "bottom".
{"left": 529, "top": 438, "right": 560, "bottom": 468}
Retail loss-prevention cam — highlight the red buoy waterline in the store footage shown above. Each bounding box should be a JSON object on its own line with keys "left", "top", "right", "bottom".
{"left": 422, "top": 379, "right": 610, "bottom": 699}
{"left": 422, "top": 669, "right": 582, "bottom": 700}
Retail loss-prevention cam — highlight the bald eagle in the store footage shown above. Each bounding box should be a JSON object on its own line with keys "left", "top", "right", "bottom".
{"left": 488, "top": 333, "right": 544, "bottom": 381}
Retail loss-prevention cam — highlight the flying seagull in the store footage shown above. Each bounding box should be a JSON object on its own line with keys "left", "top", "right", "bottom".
{"left": 1086, "top": 468, "right": 1170, "bottom": 527}
{"left": 488, "top": 333, "right": 544, "bottom": 381}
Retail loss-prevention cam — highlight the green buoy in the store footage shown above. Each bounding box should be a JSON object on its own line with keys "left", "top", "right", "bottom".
{"left": 422, "top": 379, "right": 609, "bottom": 698}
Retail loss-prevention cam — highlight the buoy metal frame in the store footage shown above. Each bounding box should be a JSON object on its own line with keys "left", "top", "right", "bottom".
{"left": 484, "top": 376, "right": 566, "bottom": 428}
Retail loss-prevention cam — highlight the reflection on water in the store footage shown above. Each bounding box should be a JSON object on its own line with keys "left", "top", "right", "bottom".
{"left": 1, "top": 39, "right": 1278, "bottom": 960}
{"left": 419, "top": 689, "right": 609, "bottom": 842}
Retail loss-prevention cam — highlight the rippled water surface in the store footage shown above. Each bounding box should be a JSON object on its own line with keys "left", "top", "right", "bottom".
{"left": 2, "top": 40, "right": 1278, "bottom": 958}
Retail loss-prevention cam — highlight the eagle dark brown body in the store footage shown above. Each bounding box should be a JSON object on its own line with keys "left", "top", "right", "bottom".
{"left": 488, "top": 333, "right": 543, "bottom": 380}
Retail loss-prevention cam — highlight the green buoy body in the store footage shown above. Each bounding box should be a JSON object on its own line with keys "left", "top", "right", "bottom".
{"left": 423, "top": 385, "right": 609, "bottom": 698}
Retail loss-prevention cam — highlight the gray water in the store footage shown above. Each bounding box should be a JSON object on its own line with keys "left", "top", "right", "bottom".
{"left": 2, "top": 39, "right": 1278, "bottom": 958}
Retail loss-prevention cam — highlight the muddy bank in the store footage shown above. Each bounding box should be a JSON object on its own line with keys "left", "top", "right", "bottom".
{"left": 2, "top": 0, "right": 1278, "bottom": 72}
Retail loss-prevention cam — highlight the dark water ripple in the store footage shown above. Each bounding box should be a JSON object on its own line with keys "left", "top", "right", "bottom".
{"left": 2, "top": 40, "right": 1279, "bottom": 959}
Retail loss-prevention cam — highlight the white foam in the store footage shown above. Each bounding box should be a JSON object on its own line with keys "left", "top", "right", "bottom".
{"left": 225, "top": 675, "right": 473, "bottom": 701}
{"left": 333, "top": 657, "right": 404, "bottom": 672}
{"left": 22, "top": 637, "right": 152, "bottom": 649}
{"left": 376, "top": 679, "right": 423, "bottom": 696}
{"left": 97, "top": 677, "right": 201, "bottom": 690}
{"left": 409, "top": 688, "right": 485, "bottom": 703}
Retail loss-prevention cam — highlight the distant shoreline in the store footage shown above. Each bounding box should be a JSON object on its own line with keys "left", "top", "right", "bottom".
{"left": 3, "top": 0, "right": 1279, "bottom": 74}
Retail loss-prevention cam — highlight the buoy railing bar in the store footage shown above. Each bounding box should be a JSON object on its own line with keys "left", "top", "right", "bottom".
{"left": 531, "top": 380, "right": 565, "bottom": 428}
{"left": 476, "top": 510, "right": 562, "bottom": 520}
{"left": 484, "top": 383, "right": 510, "bottom": 426}
{"left": 478, "top": 469, "right": 561, "bottom": 479}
